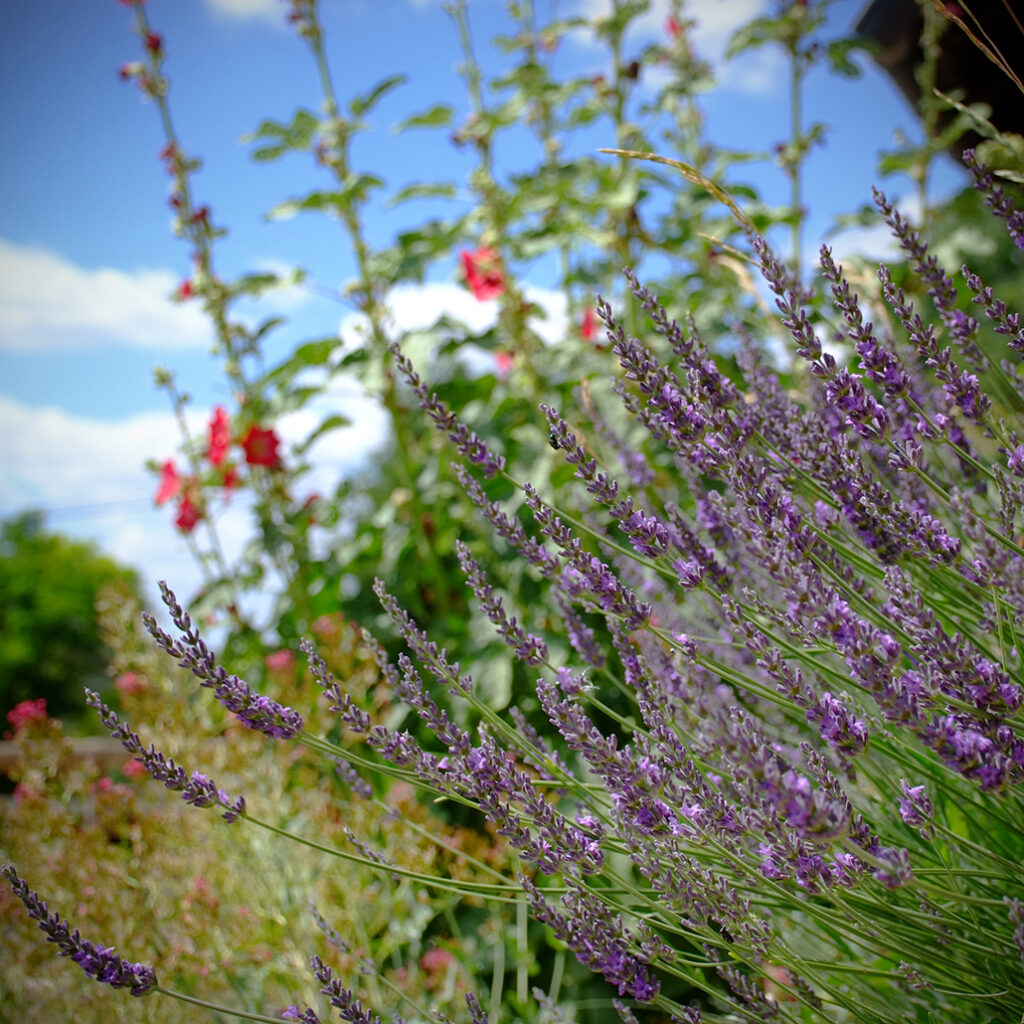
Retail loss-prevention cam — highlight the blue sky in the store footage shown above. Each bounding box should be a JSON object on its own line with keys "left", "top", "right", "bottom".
{"left": 0, "top": 0, "right": 964, "bottom": 607}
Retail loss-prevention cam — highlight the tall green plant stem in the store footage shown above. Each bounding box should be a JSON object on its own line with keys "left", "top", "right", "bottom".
{"left": 301, "top": 7, "right": 452, "bottom": 617}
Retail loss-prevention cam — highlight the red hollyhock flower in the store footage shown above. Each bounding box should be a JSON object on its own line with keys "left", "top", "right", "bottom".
{"left": 666, "top": 14, "right": 682, "bottom": 37}
{"left": 207, "top": 406, "right": 231, "bottom": 466}
{"left": 495, "top": 350, "right": 513, "bottom": 378}
{"left": 174, "top": 278, "right": 194, "bottom": 301}
{"left": 460, "top": 247, "right": 504, "bottom": 301}
{"left": 155, "top": 459, "right": 182, "bottom": 505}
{"left": 241, "top": 425, "right": 282, "bottom": 468}
{"left": 221, "top": 464, "right": 240, "bottom": 490}
{"left": 174, "top": 495, "right": 202, "bottom": 533}
{"left": 144, "top": 32, "right": 162, "bottom": 54}
{"left": 580, "top": 306, "right": 597, "bottom": 340}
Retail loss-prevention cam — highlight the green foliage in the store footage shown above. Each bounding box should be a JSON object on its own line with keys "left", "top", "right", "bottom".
{"left": 0, "top": 512, "right": 141, "bottom": 725}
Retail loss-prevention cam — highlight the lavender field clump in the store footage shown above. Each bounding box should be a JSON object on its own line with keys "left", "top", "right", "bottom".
{"left": 9, "top": 163, "right": 1024, "bottom": 1021}
{"left": 6, "top": 1, "right": 1024, "bottom": 1021}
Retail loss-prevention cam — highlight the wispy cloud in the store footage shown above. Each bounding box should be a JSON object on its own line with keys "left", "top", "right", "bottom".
{"left": 569, "top": 0, "right": 780, "bottom": 95}
{"left": 0, "top": 239, "right": 212, "bottom": 354}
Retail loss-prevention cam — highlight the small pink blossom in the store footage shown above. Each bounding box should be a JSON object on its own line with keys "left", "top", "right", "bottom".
{"left": 114, "top": 672, "right": 146, "bottom": 696}
{"left": 207, "top": 406, "right": 231, "bottom": 467}
{"left": 155, "top": 459, "right": 181, "bottom": 505}
{"left": 265, "top": 649, "right": 296, "bottom": 674}
{"left": 495, "top": 350, "right": 513, "bottom": 378}
{"left": 6, "top": 698, "right": 47, "bottom": 733}
{"left": 419, "top": 947, "right": 454, "bottom": 972}
{"left": 580, "top": 306, "right": 597, "bottom": 340}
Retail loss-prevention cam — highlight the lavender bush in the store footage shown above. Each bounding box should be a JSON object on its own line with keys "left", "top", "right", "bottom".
{"left": 6, "top": 1, "right": 1024, "bottom": 1022}
{"left": 9, "top": 155, "right": 1024, "bottom": 1020}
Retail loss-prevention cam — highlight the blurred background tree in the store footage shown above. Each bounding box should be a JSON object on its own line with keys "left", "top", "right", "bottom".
{"left": 0, "top": 511, "right": 141, "bottom": 728}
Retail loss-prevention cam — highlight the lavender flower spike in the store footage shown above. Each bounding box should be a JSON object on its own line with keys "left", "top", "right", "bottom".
{"left": 86, "top": 689, "right": 246, "bottom": 823}
{"left": 144, "top": 581, "right": 304, "bottom": 740}
{"left": 2, "top": 865, "right": 157, "bottom": 996}
{"left": 390, "top": 341, "right": 506, "bottom": 478}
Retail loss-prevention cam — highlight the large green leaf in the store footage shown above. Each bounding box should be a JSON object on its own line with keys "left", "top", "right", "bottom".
{"left": 349, "top": 73, "right": 407, "bottom": 117}
{"left": 394, "top": 103, "right": 454, "bottom": 131}
{"left": 245, "top": 108, "right": 319, "bottom": 161}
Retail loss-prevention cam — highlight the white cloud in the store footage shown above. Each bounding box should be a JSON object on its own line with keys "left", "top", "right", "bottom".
{"left": 337, "top": 281, "right": 569, "bottom": 364}
{"left": 0, "top": 280, "right": 568, "bottom": 619}
{"left": 0, "top": 389, "right": 389, "bottom": 615}
{"left": 0, "top": 396, "right": 206, "bottom": 604}
{"left": 570, "top": 0, "right": 781, "bottom": 95}
{"left": 825, "top": 192, "right": 923, "bottom": 267}
{"left": 203, "top": 0, "right": 282, "bottom": 25}
{"left": 0, "top": 239, "right": 212, "bottom": 353}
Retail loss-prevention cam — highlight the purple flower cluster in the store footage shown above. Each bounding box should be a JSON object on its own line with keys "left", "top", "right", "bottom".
{"left": 85, "top": 689, "right": 247, "bottom": 822}
{"left": 2, "top": 865, "right": 157, "bottom": 997}
{"left": 389, "top": 340, "right": 505, "bottom": 478}
{"left": 456, "top": 539, "right": 548, "bottom": 665}
{"left": 144, "top": 581, "right": 304, "bottom": 740}
{"left": 521, "top": 875, "right": 661, "bottom": 1002}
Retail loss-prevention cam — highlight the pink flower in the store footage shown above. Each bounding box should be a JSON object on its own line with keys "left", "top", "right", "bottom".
{"left": 123, "top": 759, "right": 146, "bottom": 779}
{"left": 419, "top": 947, "right": 454, "bottom": 973}
{"left": 265, "top": 649, "right": 296, "bottom": 674}
{"left": 241, "top": 425, "right": 282, "bottom": 469}
{"left": 174, "top": 495, "right": 202, "bottom": 533}
{"left": 580, "top": 306, "right": 597, "bottom": 340}
{"left": 174, "top": 279, "right": 194, "bottom": 301}
{"left": 666, "top": 14, "right": 682, "bottom": 37}
{"left": 6, "top": 698, "right": 47, "bottom": 733}
{"left": 495, "top": 350, "right": 513, "bottom": 378}
{"left": 155, "top": 459, "right": 181, "bottom": 505}
{"left": 114, "top": 672, "right": 146, "bottom": 696}
{"left": 207, "top": 406, "right": 231, "bottom": 467}
{"left": 460, "top": 247, "right": 504, "bottom": 301}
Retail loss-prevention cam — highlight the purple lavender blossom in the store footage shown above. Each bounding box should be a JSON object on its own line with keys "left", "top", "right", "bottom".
{"left": 308, "top": 955, "right": 386, "bottom": 1024}
{"left": 964, "top": 148, "right": 1024, "bottom": 253}
{"left": 2, "top": 865, "right": 157, "bottom": 996}
{"left": 1007, "top": 897, "right": 1024, "bottom": 966}
{"left": 897, "top": 781, "right": 935, "bottom": 837}
{"left": 145, "top": 581, "right": 304, "bottom": 740}
{"left": 389, "top": 341, "right": 505, "bottom": 478}
{"left": 85, "top": 689, "right": 246, "bottom": 823}
{"left": 465, "top": 993, "right": 490, "bottom": 1024}
{"left": 283, "top": 1007, "right": 321, "bottom": 1023}
{"left": 521, "top": 875, "right": 661, "bottom": 1002}
{"left": 456, "top": 539, "right": 548, "bottom": 665}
